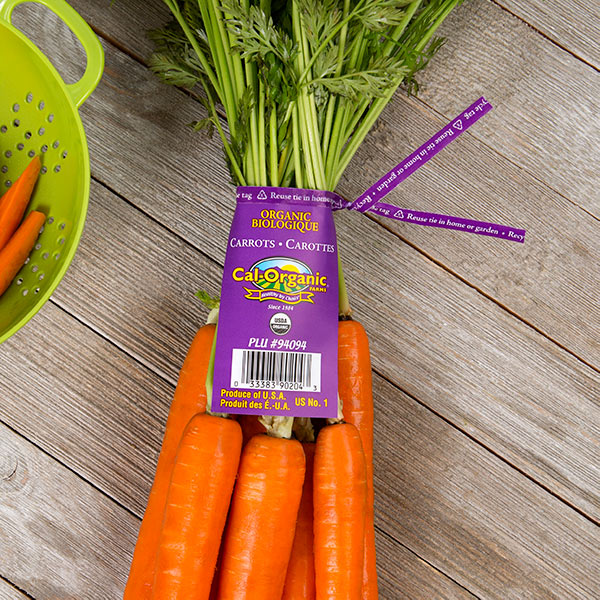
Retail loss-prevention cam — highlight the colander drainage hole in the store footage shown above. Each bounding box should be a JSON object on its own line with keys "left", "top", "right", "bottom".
{"left": 38, "top": 127, "right": 45, "bottom": 136}
{"left": 38, "top": 101, "right": 45, "bottom": 110}
{"left": 48, "top": 114, "right": 54, "bottom": 123}
{"left": 42, "top": 252, "right": 49, "bottom": 260}
{"left": 59, "top": 223, "right": 65, "bottom": 230}
{"left": 25, "top": 131, "right": 32, "bottom": 139}
{"left": 17, "top": 143, "right": 24, "bottom": 151}
{"left": 1, "top": 166, "right": 7, "bottom": 173}
{"left": 32, "top": 265, "right": 38, "bottom": 273}
{"left": 4, "top": 180, "right": 11, "bottom": 188}
{"left": 28, "top": 150, "right": 35, "bottom": 158}
{"left": 34, "top": 287, "right": 40, "bottom": 294}
{"left": 40, "top": 166, "right": 47, "bottom": 175}
{"left": 62, "top": 150, "right": 68, "bottom": 159}
{"left": 24, "top": 257, "right": 29, "bottom": 264}
{"left": 35, "top": 243, "right": 41, "bottom": 250}
{"left": 22, "top": 289, "right": 28, "bottom": 296}
{"left": 12, "top": 119, "right": 19, "bottom": 127}
{"left": 38, "top": 273, "right": 44, "bottom": 280}
{"left": 26, "top": 93, "right": 33, "bottom": 103}
{"left": 52, "top": 140, "right": 59, "bottom": 149}
{"left": 0, "top": 126, "right": 6, "bottom": 133}
{"left": 16, "top": 278, "right": 22, "bottom": 285}
{"left": 54, "top": 253, "right": 60, "bottom": 260}
{"left": 58, "top": 237, "right": 65, "bottom": 245}
{"left": 5, "top": 150, "right": 11, "bottom": 158}
{"left": 54, "top": 165, "right": 61, "bottom": 173}
{"left": 47, "top": 217, "right": 54, "bottom": 224}
{"left": 12, "top": 103, "right": 19, "bottom": 112}
{"left": 41, "top": 145, "right": 48, "bottom": 154}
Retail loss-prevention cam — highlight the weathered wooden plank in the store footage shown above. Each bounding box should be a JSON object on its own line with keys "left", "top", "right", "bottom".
{"left": 1, "top": 313, "right": 480, "bottom": 599}
{"left": 0, "top": 301, "right": 174, "bottom": 516}
{"left": 2, "top": 303, "right": 598, "bottom": 598}
{"left": 371, "top": 373, "right": 600, "bottom": 600}
{"left": 15, "top": 1, "right": 600, "bottom": 368}
{"left": 0, "top": 422, "right": 139, "bottom": 599}
{"left": 0, "top": 579, "right": 28, "bottom": 600}
{"left": 62, "top": 0, "right": 600, "bottom": 216}
{"left": 415, "top": 0, "right": 600, "bottom": 215}
{"left": 375, "top": 531, "right": 479, "bottom": 600}
{"left": 6, "top": 17, "right": 597, "bottom": 522}
{"left": 495, "top": 0, "right": 600, "bottom": 67}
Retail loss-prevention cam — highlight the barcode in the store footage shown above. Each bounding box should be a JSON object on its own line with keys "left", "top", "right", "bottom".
{"left": 231, "top": 349, "right": 321, "bottom": 392}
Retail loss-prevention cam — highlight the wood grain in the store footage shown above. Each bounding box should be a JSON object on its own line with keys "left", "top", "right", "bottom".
{"left": 21, "top": 9, "right": 597, "bottom": 370}
{"left": 494, "top": 0, "right": 600, "bottom": 67}
{"left": 0, "top": 301, "right": 174, "bottom": 515}
{"left": 0, "top": 579, "right": 28, "bottom": 600}
{"left": 0, "top": 422, "right": 139, "bottom": 599}
{"left": 375, "top": 530, "right": 479, "bottom": 600}
{"left": 415, "top": 0, "right": 600, "bottom": 215}
{"left": 3, "top": 23, "right": 595, "bottom": 521}
{"left": 372, "top": 373, "right": 600, "bottom": 600}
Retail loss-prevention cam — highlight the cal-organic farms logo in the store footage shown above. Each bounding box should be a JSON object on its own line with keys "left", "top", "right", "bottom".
{"left": 232, "top": 257, "right": 327, "bottom": 304}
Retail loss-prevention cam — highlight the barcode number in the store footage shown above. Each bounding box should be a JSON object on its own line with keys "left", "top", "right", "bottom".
{"left": 231, "top": 349, "right": 321, "bottom": 392}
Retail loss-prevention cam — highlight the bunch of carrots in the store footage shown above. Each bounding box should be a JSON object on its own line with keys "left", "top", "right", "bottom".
{"left": 0, "top": 155, "right": 45, "bottom": 297}
{"left": 124, "top": 0, "right": 463, "bottom": 597}
{"left": 124, "top": 317, "right": 374, "bottom": 600}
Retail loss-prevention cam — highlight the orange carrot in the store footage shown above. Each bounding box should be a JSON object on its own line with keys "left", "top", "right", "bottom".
{"left": 238, "top": 414, "right": 267, "bottom": 447}
{"left": 338, "top": 319, "right": 378, "bottom": 599}
{"left": 0, "top": 210, "right": 45, "bottom": 296}
{"left": 282, "top": 442, "right": 315, "bottom": 600}
{"left": 124, "top": 324, "right": 216, "bottom": 600}
{"left": 217, "top": 434, "right": 306, "bottom": 599}
{"left": 151, "top": 413, "right": 242, "bottom": 600}
{"left": 314, "top": 422, "right": 367, "bottom": 600}
{"left": 0, "top": 155, "right": 41, "bottom": 251}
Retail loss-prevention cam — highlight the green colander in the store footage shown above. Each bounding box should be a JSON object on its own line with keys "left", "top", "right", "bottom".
{"left": 0, "top": 0, "right": 103, "bottom": 343}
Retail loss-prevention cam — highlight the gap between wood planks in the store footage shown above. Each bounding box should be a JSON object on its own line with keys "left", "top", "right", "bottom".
{"left": 82, "top": 20, "right": 600, "bottom": 377}
{"left": 45, "top": 173, "right": 600, "bottom": 531}
{"left": 490, "top": 0, "right": 600, "bottom": 73}
{"left": 86, "top": 18, "right": 600, "bottom": 227}
{"left": 0, "top": 575, "right": 34, "bottom": 600}
{"left": 0, "top": 303, "right": 482, "bottom": 600}
{"left": 376, "top": 527, "right": 482, "bottom": 600}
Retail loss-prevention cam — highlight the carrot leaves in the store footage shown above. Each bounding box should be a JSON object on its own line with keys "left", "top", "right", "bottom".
{"left": 150, "top": 0, "right": 464, "bottom": 189}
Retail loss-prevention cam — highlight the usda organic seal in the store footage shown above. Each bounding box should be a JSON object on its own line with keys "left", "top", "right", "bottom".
{"left": 270, "top": 312, "right": 292, "bottom": 335}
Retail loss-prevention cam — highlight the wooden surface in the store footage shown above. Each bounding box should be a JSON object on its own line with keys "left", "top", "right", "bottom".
{"left": 1, "top": 1, "right": 598, "bottom": 598}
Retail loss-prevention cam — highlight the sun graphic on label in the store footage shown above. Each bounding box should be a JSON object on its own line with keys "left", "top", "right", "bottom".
{"left": 251, "top": 257, "right": 312, "bottom": 294}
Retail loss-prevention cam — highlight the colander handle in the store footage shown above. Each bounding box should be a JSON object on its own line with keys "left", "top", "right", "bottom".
{"left": 0, "top": 0, "right": 104, "bottom": 108}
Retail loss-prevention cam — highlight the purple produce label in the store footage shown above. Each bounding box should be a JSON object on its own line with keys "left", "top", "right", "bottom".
{"left": 213, "top": 187, "right": 339, "bottom": 418}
